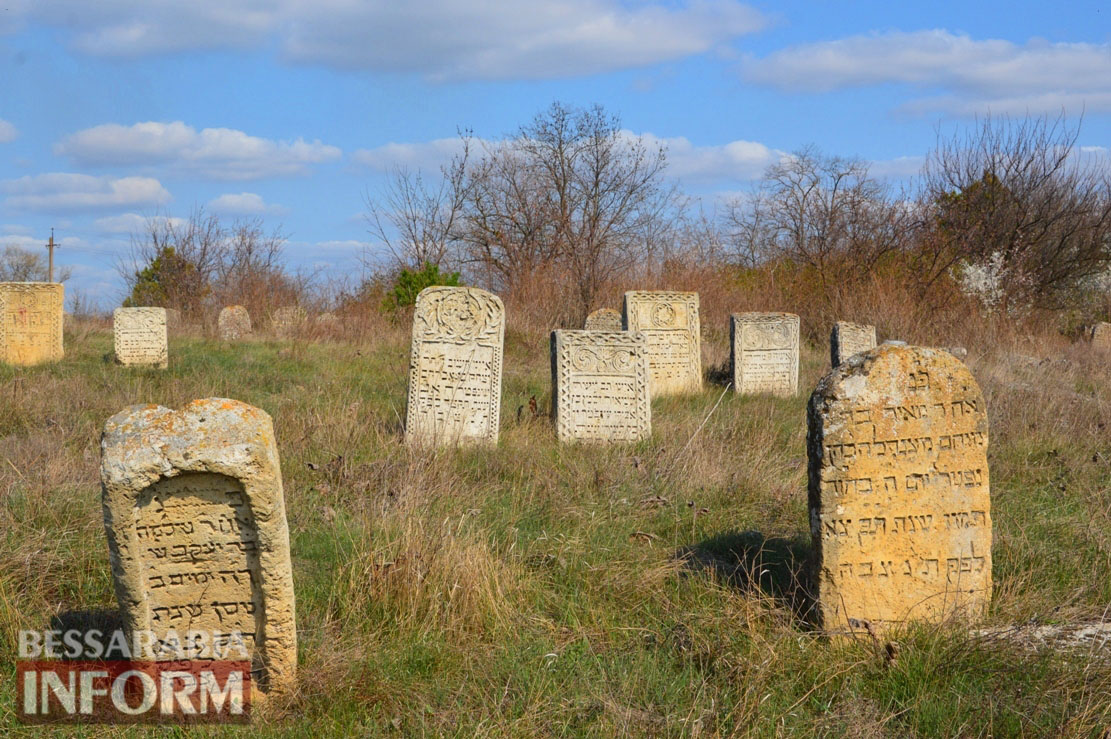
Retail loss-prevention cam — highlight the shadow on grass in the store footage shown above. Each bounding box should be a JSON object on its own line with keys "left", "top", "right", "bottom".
{"left": 676, "top": 529, "right": 816, "bottom": 626}
{"left": 49, "top": 607, "right": 127, "bottom": 659}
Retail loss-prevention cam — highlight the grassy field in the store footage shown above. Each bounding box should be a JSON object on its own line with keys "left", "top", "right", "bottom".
{"left": 1, "top": 318, "right": 1110, "bottom": 736}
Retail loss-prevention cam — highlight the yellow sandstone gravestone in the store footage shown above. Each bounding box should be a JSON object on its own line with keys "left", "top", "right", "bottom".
{"left": 551, "top": 330, "right": 651, "bottom": 443}
{"left": 808, "top": 344, "right": 991, "bottom": 633}
{"left": 100, "top": 398, "right": 297, "bottom": 694}
{"left": 583, "top": 308, "right": 623, "bottom": 331}
{"left": 0, "top": 282, "right": 64, "bottom": 366}
{"left": 622, "top": 291, "right": 701, "bottom": 396}
{"left": 113, "top": 307, "right": 168, "bottom": 368}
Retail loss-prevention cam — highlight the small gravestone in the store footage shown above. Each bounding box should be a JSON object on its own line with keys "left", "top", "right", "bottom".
{"left": 218, "top": 305, "right": 252, "bottom": 340}
{"left": 731, "top": 312, "right": 799, "bottom": 396}
{"left": 946, "top": 346, "right": 968, "bottom": 360}
{"left": 270, "top": 306, "right": 307, "bottom": 336}
{"left": 551, "top": 330, "right": 651, "bottom": 443}
{"left": 100, "top": 398, "right": 297, "bottom": 693}
{"left": 405, "top": 286, "right": 505, "bottom": 445}
{"left": 808, "top": 344, "right": 991, "bottom": 633}
{"left": 622, "top": 291, "right": 701, "bottom": 395}
{"left": 1091, "top": 322, "right": 1111, "bottom": 352}
{"left": 113, "top": 307, "right": 168, "bottom": 368}
{"left": 831, "top": 321, "right": 876, "bottom": 367}
{"left": 0, "top": 282, "right": 64, "bottom": 366}
{"left": 584, "top": 308, "right": 623, "bottom": 331}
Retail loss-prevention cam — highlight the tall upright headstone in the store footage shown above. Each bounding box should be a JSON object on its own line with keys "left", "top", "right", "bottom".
{"left": 100, "top": 398, "right": 297, "bottom": 693}
{"left": 808, "top": 344, "right": 992, "bottom": 632}
{"left": 584, "top": 308, "right": 623, "bottom": 332}
{"left": 731, "top": 312, "right": 799, "bottom": 396}
{"left": 405, "top": 286, "right": 505, "bottom": 445}
{"left": 831, "top": 320, "right": 877, "bottom": 367}
{"left": 218, "top": 305, "right": 252, "bottom": 341}
{"left": 551, "top": 330, "right": 651, "bottom": 443}
{"left": 1091, "top": 322, "right": 1111, "bottom": 352}
{"left": 113, "top": 307, "right": 168, "bottom": 368}
{"left": 622, "top": 291, "right": 701, "bottom": 395}
{"left": 0, "top": 282, "right": 64, "bottom": 366}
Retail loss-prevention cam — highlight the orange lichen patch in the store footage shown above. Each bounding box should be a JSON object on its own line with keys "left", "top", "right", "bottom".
{"left": 808, "top": 344, "right": 991, "bottom": 634}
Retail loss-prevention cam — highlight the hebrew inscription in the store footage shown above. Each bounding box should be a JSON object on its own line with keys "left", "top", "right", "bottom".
{"left": 1092, "top": 322, "right": 1111, "bottom": 352}
{"left": 113, "top": 307, "right": 168, "bottom": 368}
{"left": 217, "top": 305, "right": 252, "bottom": 341}
{"left": 583, "top": 308, "right": 623, "bottom": 331}
{"left": 405, "top": 286, "right": 505, "bottom": 445}
{"left": 622, "top": 291, "right": 701, "bottom": 396}
{"left": 807, "top": 344, "right": 992, "bottom": 632}
{"left": 731, "top": 312, "right": 799, "bottom": 396}
{"left": 831, "top": 320, "right": 876, "bottom": 367}
{"left": 0, "top": 282, "right": 64, "bottom": 366}
{"left": 551, "top": 330, "right": 651, "bottom": 443}
{"left": 101, "top": 398, "right": 296, "bottom": 693}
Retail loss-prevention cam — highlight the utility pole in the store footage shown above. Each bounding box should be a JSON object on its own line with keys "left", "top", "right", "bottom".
{"left": 46, "top": 228, "right": 56, "bottom": 283}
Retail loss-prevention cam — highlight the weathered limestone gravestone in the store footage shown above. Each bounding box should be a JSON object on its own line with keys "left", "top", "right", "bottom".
{"left": 808, "top": 344, "right": 991, "bottom": 633}
{"left": 550, "top": 330, "right": 651, "bottom": 443}
{"left": 731, "top": 312, "right": 799, "bottom": 396}
{"left": 622, "top": 291, "right": 701, "bottom": 395}
{"left": 270, "top": 305, "right": 307, "bottom": 336}
{"left": 583, "top": 308, "right": 623, "bottom": 331}
{"left": 0, "top": 282, "right": 64, "bottom": 366}
{"left": 831, "top": 321, "right": 876, "bottom": 367}
{"left": 1091, "top": 322, "right": 1111, "bottom": 352}
{"left": 217, "top": 305, "right": 252, "bottom": 340}
{"left": 405, "top": 286, "right": 505, "bottom": 445}
{"left": 100, "top": 398, "right": 297, "bottom": 693}
{"left": 113, "top": 307, "right": 168, "bottom": 368}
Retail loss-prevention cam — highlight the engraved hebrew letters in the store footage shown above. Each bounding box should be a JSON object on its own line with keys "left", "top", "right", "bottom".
{"left": 551, "top": 330, "right": 651, "bottom": 443}
{"left": 731, "top": 312, "right": 799, "bottom": 396}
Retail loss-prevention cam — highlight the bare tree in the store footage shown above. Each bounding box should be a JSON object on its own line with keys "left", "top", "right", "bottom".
{"left": 0, "top": 244, "right": 72, "bottom": 282}
{"left": 919, "top": 113, "right": 1111, "bottom": 311}
{"left": 364, "top": 102, "right": 676, "bottom": 322}
{"left": 363, "top": 136, "right": 471, "bottom": 271}
{"left": 725, "top": 146, "right": 915, "bottom": 304}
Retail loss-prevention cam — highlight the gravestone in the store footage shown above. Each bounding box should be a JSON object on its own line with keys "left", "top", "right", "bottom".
{"left": 807, "top": 344, "right": 991, "bottom": 633}
{"left": 831, "top": 320, "right": 876, "bottom": 367}
{"left": 550, "top": 330, "right": 651, "bottom": 443}
{"left": 622, "top": 291, "right": 701, "bottom": 395}
{"left": 0, "top": 282, "right": 64, "bottom": 366}
{"left": 730, "top": 312, "right": 799, "bottom": 396}
{"left": 270, "top": 306, "right": 307, "bottom": 336}
{"left": 405, "top": 286, "right": 505, "bottom": 445}
{"left": 100, "top": 398, "right": 297, "bottom": 694}
{"left": 218, "top": 305, "right": 252, "bottom": 341}
{"left": 584, "top": 308, "right": 623, "bottom": 331}
{"left": 1091, "top": 322, "right": 1111, "bottom": 352}
{"left": 113, "top": 307, "right": 168, "bottom": 368}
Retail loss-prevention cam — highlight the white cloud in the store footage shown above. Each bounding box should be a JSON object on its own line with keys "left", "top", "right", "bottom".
{"left": 2, "top": 173, "right": 171, "bottom": 212}
{"left": 743, "top": 30, "right": 1111, "bottom": 114}
{"left": 56, "top": 121, "right": 342, "bottom": 180}
{"left": 207, "top": 192, "right": 285, "bottom": 216}
{"left": 0, "top": 119, "right": 17, "bottom": 143}
{"left": 352, "top": 137, "right": 468, "bottom": 172}
{"left": 16, "top": 1, "right": 765, "bottom": 80}
{"left": 92, "top": 212, "right": 186, "bottom": 234}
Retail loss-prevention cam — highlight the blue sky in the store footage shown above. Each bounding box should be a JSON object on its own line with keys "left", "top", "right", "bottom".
{"left": 1, "top": 1, "right": 1109, "bottom": 307}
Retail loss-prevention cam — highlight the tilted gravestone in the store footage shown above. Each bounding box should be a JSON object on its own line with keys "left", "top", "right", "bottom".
{"left": 731, "top": 312, "right": 799, "bottom": 396}
{"left": 405, "top": 286, "right": 505, "bottom": 445}
{"left": 831, "top": 320, "right": 877, "bottom": 367}
{"left": 113, "top": 307, "right": 168, "bottom": 368}
{"left": 217, "top": 305, "right": 252, "bottom": 341}
{"left": 1091, "top": 322, "right": 1111, "bottom": 352}
{"left": 807, "top": 344, "right": 991, "bottom": 633}
{"left": 622, "top": 291, "right": 701, "bottom": 396}
{"left": 583, "top": 308, "right": 623, "bottom": 332}
{"left": 100, "top": 398, "right": 297, "bottom": 693}
{"left": 0, "top": 282, "right": 64, "bottom": 366}
{"left": 550, "top": 330, "right": 651, "bottom": 443}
